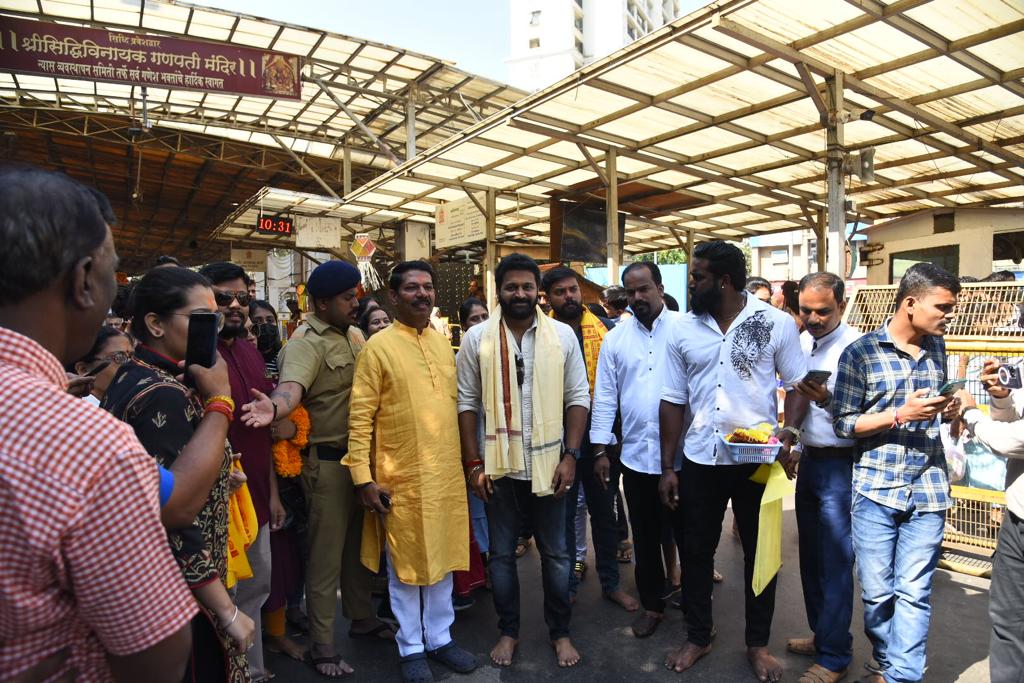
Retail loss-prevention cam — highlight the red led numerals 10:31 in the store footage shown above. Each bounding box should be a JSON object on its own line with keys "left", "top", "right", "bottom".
{"left": 256, "top": 215, "right": 293, "bottom": 235}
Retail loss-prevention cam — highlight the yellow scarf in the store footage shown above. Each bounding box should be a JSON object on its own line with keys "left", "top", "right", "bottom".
{"left": 750, "top": 462, "right": 795, "bottom": 596}
{"left": 549, "top": 307, "right": 606, "bottom": 394}
{"left": 480, "top": 306, "right": 564, "bottom": 495}
{"left": 225, "top": 460, "right": 259, "bottom": 589}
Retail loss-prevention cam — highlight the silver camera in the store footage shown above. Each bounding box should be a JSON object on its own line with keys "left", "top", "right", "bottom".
{"left": 998, "top": 363, "right": 1023, "bottom": 389}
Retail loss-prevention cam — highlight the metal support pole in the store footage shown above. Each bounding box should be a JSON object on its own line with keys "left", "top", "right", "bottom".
{"left": 686, "top": 229, "right": 695, "bottom": 311}
{"left": 826, "top": 70, "right": 846, "bottom": 276}
{"left": 485, "top": 188, "right": 497, "bottom": 310}
{"left": 606, "top": 148, "right": 620, "bottom": 285}
{"left": 406, "top": 90, "right": 417, "bottom": 162}
{"left": 271, "top": 133, "right": 340, "bottom": 199}
{"left": 342, "top": 146, "right": 352, "bottom": 196}
{"left": 816, "top": 208, "right": 827, "bottom": 272}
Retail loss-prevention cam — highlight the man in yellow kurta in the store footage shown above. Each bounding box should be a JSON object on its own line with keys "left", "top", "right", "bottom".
{"left": 343, "top": 260, "right": 476, "bottom": 683}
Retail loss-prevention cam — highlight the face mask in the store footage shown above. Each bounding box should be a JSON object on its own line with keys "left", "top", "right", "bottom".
{"left": 255, "top": 322, "right": 281, "bottom": 356}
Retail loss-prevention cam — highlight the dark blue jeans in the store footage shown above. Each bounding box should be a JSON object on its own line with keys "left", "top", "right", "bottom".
{"left": 795, "top": 451, "right": 854, "bottom": 672}
{"left": 565, "top": 455, "right": 621, "bottom": 596}
{"left": 487, "top": 477, "right": 572, "bottom": 640}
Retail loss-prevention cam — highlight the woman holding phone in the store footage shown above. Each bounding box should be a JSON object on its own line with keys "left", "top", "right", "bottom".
{"left": 102, "top": 267, "right": 256, "bottom": 682}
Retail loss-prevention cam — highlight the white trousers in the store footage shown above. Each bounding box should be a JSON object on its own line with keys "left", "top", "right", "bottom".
{"left": 386, "top": 549, "right": 454, "bottom": 657}
{"left": 230, "top": 523, "right": 272, "bottom": 678}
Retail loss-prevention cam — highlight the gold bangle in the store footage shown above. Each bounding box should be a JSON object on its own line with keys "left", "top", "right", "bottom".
{"left": 204, "top": 394, "right": 235, "bottom": 412}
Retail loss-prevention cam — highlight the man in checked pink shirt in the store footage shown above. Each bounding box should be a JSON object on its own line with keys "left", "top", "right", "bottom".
{"left": 0, "top": 166, "right": 197, "bottom": 682}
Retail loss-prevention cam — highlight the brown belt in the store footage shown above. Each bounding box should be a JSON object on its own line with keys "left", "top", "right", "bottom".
{"left": 804, "top": 445, "right": 853, "bottom": 458}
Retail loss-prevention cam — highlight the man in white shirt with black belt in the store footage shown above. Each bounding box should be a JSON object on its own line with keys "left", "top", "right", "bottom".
{"left": 591, "top": 261, "right": 683, "bottom": 640}
{"left": 787, "top": 272, "right": 862, "bottom": 683}
{"left": 658, "top": 241, "right": 807, "bottom": 682}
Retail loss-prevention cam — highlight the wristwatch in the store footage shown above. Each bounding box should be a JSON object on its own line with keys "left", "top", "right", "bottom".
{"left": 778, "top": 425, "right": 802, "bottom": 442}
{"left": 562, "top": 447, "right": 580, "bottom": 461}
{"left": 815, "top": 391, "right": 833, "bottom": 410}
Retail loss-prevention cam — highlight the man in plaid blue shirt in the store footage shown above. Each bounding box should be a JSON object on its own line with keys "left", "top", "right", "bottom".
{"left": 832, "top": 263, "right": 960, "bottom": 683}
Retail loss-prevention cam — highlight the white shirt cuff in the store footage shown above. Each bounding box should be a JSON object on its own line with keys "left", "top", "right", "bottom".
{"left": 589, "top": 429, "right": 617, "bottom": 446}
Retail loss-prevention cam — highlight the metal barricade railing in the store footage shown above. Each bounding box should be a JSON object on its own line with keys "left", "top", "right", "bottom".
{"left": 845, "top": 283, "right": 1024, "bottom": 577}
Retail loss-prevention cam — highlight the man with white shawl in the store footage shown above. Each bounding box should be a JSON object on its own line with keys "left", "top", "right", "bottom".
{"left": 456, "top": 253, "right": 591, "bottom": 670}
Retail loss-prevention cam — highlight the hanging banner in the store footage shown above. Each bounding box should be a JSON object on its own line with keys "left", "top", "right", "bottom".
{"left": 435, "top": 193, "right": 486, "bottom": 249}
{"left": 231, "top": 247, "right": 268, "bottom": 273}
{"left": 0, "top": 16, "right": 302, "bottom": 99}
{"left": 295, "top": 216, "right": 343, "bottom": 250}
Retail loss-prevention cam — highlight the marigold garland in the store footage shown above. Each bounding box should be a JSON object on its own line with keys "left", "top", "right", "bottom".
{"left": 272, "top": 405, "right": 310, "bottom": 478}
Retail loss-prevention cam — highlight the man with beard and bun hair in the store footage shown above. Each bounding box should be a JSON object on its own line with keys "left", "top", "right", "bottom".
{"left": 659, "top": 241, "right": 808, "bottom": 682}
{"left": 242, "top": 260, "right": 391, "bottom": 678}
{"left": 457, "top": 253, "right": 591, "bottom": 669}
{"left": 344, "top": 260, "right": 476, "bottom": 683}
{"left": 541, "top": 266, "right": 639, "bottom": 612}
{"left": 591, "top": 261, "right": 683, "bottom": 639}
{"left": 198, "top": 260, "right": 278, "bottom": 681}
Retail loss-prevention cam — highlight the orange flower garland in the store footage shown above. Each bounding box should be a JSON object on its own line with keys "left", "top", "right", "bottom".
{"left": 272, "top": 405, "right": 310, "bottom": 478}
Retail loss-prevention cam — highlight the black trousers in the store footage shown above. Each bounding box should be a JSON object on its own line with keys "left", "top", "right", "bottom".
{"left": 622, "top": 463, "right": 682, "bottom": 613}
{"left": 679, "top": 458, "right": 776, "bottom": 647}
{"left": 990, "top": 510, "right": 1024, "bottom": 683}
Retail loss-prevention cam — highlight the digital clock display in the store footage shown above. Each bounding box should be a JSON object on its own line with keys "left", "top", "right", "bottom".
{"left": 256, "top": 215, "right": 294, "bottom": 236}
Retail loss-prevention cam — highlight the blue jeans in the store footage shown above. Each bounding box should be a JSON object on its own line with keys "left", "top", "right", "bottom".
{"left": 795, "top": 453, "right": 854, "bottom": 672}
{"left": 851, "top": 493, "right": 944, "bottom": 683}
{"left": 487, "top": 477, "right": 571, "bottom": 640}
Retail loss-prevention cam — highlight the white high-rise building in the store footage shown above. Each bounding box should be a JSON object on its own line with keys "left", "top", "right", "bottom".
{"left": 507, "top": 0, "right": 685, "bottom": 92}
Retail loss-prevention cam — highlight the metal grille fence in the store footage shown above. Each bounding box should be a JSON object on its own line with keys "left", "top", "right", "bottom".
{"left": 844, "top": 283, "right": 1024, "bottom": 577}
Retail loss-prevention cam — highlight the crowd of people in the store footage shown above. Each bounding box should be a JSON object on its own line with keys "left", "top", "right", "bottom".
{"left": 2, "top": 165, "right": 1023, "bottom": 683}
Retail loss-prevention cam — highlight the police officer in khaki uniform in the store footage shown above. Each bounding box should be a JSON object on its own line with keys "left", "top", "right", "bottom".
{"left": 242, "top": 260, "right": 394, "bottom": 678}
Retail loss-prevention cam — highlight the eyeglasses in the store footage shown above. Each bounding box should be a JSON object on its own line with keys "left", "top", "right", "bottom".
{"left": 515, "top": 354, "right": 524, "bottom": 387}
{"left": 214, "top": 290, "right": 252, "bottom": 307}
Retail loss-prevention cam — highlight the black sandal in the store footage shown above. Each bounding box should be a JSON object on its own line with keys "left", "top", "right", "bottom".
{"left": 304, "top": 652, "right": 353, "bottom": 679}
{"left": 348, "top": 622, "right": 396, "bottom": 640}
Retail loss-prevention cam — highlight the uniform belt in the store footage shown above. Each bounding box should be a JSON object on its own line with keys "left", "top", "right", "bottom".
{"left": 314, "top": 444, "right": 348, "bottom": 461}
{"left": 804, "top": 445, "right": 853, "bottom": 458}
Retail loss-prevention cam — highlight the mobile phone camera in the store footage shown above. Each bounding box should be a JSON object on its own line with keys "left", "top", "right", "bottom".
{"left": 998, "top": 363, "right": 1023, "bottom": 389}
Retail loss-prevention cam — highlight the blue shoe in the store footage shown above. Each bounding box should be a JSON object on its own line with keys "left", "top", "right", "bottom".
{"left": 399, "top": 653, "right": 433, "bottom": 683}
{"left": 427, "top": 641, "right": 478, "bottom": 674}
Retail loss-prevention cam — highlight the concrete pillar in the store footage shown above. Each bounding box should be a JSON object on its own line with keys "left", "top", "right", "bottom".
{"left": 816, "top": 208, "right": 827, "bottom": 273}
{"left": 396, "top": 221, "right": 432, "bottom": 261}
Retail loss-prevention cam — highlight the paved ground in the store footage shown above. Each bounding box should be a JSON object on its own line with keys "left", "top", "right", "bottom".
{"left": 265, "top": 497, "right": 992, "bottom": 682}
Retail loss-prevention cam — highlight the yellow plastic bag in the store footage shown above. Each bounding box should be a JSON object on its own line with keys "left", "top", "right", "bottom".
{"left": 225, "top": 460, "right": 258, "bottom": 589}
{"left": 750, "top": 462, "right": 794, "bottom": 597}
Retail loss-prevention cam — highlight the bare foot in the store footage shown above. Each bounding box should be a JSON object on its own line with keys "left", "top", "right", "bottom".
{"left": 490, "top": 636, "right": 518, "bottom": 666}
{"left": 309, "top": 644, "right": 353, "bottom": 677}
{"left": 603, "top": 589, "right": 640, "bottom": 612}
{"left": 265, "top": 633, "right": 305, "bottom": 661}
{"left": 747, "top": 646, "right": 783, "bottom": 683}
{"left": 552, "top": 638, "right": 581, "bottom": 667}
{"left": 665, "top": 641, "right": 711, "bottom": 673}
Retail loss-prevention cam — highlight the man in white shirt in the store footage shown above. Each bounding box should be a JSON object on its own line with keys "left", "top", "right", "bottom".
{"left": 591, "top": 261, "right": 683, "bottom": 639}
{"left": 659, "top": 241, "right": 807, "bottom": 682}
{"left": 954, "top": 360, "right": 1024, "bottom": 683}
{"left": 786, "top": 272, "right": 862, "bottom": 683}
{"left": 457, "top": 253, "right": 591, "bottom": 669}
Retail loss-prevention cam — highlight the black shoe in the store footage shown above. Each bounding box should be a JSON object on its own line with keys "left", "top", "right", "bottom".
{"left": 453, "top": 595, "right": 475, "bottom": 612}
{"left": 427, "top": 641, "right": 478, "bottom": 673}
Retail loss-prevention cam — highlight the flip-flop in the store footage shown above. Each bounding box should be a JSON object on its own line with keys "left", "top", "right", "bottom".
{"left": 303, "top": 652, "right": 353, "bottom": 679}
{"left": 348, "top": 622, "right": 396, "bottom": 640}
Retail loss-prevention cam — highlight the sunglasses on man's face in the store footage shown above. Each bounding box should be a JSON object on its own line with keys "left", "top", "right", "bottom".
{"left": 214, "top": 290, "right": 252, "bottom": 307}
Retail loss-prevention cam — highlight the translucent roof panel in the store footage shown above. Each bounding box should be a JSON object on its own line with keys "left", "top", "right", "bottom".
{"left": 212, "top": 0, "right": 1024, "bottom": 254}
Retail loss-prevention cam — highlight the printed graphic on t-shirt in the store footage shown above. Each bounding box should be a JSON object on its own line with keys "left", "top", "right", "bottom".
{"left": 731, "top": 311, "right": 773, "bottom": 381}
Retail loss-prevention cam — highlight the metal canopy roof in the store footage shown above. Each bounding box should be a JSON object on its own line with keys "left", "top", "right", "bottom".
{"left": 250, "top": 0, "right": 1024, "bottom": 256}
{"left": 0, "top": 0, "right": 525, "bottom": 270}
{"left": 0, "top": 0, "right": 524, "bottom": 170}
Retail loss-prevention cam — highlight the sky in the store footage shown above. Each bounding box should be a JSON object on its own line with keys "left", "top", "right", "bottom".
{"left": 202, "top": 0, "right": 511, "bottom": 82}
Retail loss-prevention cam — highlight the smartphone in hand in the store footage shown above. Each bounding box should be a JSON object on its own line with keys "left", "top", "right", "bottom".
{"left": 802, "top": 369, "right": 832, "bottom": 386}
{"left": 185, "top": 312, "right": 219, "bottom": 370}
{"left": 936, "top": 379, "right": 968, "bottom": 398}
